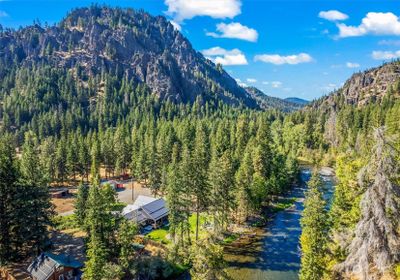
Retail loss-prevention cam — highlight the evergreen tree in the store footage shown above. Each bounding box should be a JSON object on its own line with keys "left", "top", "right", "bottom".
{"left": 78, "top": 137, "right": 91, "bottom": 183}
{"left": 55, "top": 138, "right": 68, "bottom": 185}
{"left": 235, "top": 145, "right": 254, "bottom": 222}
{"left": 83, "top": 231, "right": 108, "bottom": 280}
{"left": 166, "top": 144, "right": 188, "bottom": 245}
{"left": 192, "top": 122, "right": 210, "bottom": 240}
{"left": 190, "top": 236, "right": 230, "bottom": 280}
{"left": 299, "top": 172, "right": 328, "bottom": 280}
{"left": 209, "top": 150, "right": 235, "bottom": 235}
{"left": 0, "top": 136, "right": 19, "bottom": 264}
{"left": 75, "top": 184, "right": 89, "bottom": 228}
{"left": 117, "top": 220, "right": 137, "bottom": 271}
{"left": 19, "top": 132, "right": 53, "bottom": 255}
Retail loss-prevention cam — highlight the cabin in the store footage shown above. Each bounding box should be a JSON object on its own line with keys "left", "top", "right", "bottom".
{"left": 27, "top": 253, "right": 83, "bottom": 280}
{"left": 122, "top": 195, "right": 169, "bottom": 228}
{"left": 50, "top": 188, "right": 69, "bottom": 199}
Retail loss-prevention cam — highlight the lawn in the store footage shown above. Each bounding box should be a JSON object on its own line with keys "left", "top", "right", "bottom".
{"left": 147, "top": 226, "right": 170, "bottom": 244}
{"left": 147, "top": 213, "right": 209, "bottom": 244}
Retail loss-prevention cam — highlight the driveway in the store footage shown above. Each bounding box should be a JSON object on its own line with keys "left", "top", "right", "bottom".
{"left": 57, "top": 180, "right": 153, "bottom": 216}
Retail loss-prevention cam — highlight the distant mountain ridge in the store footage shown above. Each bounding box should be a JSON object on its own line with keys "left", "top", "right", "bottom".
{"left": 244, "top": 87, "right": 305, "bottom": 112}
{"left": 284, "top": 97, "right": 309, "bottom": 106}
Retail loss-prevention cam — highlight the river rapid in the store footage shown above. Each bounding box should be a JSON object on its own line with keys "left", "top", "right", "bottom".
{"left": 225, "top": 167, "right": 336, "bottom": 280}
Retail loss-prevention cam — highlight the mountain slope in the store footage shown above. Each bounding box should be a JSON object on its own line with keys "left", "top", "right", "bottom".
{"left": 244, "top": 87, "right": 305, "bottom": 112}
{"left": 295, "top": 60, "right": 400, "bottom": 280}
{"left": 0, "top": 6, "right": 258, "bottom": 108}
{"left": 310, "top": 61, "right": 400, "bottom": 112}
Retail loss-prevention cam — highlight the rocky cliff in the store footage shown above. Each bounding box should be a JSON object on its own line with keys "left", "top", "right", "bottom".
{"left": 311, "top": 61, "right": 400, "bottom": 111}
{"left": 0, "top": 6, "right": 259, "bottom": 108}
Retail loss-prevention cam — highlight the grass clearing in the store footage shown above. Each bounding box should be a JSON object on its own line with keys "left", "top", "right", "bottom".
{"left": 271, "top": 197, "right": 297, "bottom": 213}
{"left": 53, "top": 214, "right": 80, "bottom": 230}
{"left": 147, "top": 213, "right": 210, "bottom": 244}
{"left": 147, "top": 226, "right": 170, "bottom": 244}
{"left": 223, "top": 233, "right": 239, "bottom": 244}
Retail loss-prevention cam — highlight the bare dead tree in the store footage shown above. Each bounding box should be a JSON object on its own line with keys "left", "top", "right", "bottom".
{"left": 338, "top": 127, "right": 400, "bottom": 279}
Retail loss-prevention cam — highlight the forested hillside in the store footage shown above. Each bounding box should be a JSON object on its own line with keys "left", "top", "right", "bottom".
{"left": 288, "top": 61, "right": 400, "bottom": 280}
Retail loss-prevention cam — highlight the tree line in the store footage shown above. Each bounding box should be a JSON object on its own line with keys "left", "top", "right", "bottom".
{"left": 296, "top": 80, "right": 400, "bottom": 280}
{"left": 0, "top": 63, "right": 299, "bottom": 279}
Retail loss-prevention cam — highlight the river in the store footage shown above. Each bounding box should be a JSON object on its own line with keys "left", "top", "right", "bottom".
{"left": 224, "top": 167, "right": 336, "bottom": 280}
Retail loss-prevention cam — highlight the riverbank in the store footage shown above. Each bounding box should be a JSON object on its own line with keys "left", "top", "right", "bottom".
{"left": 224, "top": 167, "right": 336, "bottom": 280}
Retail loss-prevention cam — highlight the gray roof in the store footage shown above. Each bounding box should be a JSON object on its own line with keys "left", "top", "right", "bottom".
{"left": 27, "top": 253, "right": 82, "bottom": 280}
{"left": 27, "top": 254, "right": 58, "bottom": 280}
{"left": 142, "top": 199, "right": 169, "bottom": 221}
{"left": 123, "top": 208, "right": 148, "bottom": 224}
{"left": 122, "top": 197, "right": 168, "bottom": 223}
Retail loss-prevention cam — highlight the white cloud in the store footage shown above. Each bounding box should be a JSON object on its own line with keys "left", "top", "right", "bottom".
{"left": 170, "top": 20, "right": 182, "bottom": 31}
{"left": 254, "top": 53, "right": 313, "bottom": 65}
{"left": 346, "top": 62, "right": 360, "bottom": 68}
{"left": 206, "top": 22, "right": 258, "bottom": 42}
{"left": 319, "top": 10, "right": 348, "bottom": 21}
{"left": 165, "top": 0, "right": 241, "bottom": 22}
{"left": 201, "top": 46, "right": 236, "bottom": 56}
{"left": 271, "top": 81, "right": 282, "bottom": 88}
{"left": 246, "top": 78, "right": 257, "bottom": 83}
{"left": 262, "top": 81, "right": 282, "bottom": 88}
{"left": 337, "top": 12, "right": 400, "bottom": 38}
{"left": 235, "top": 78, "right": 248, "bottom": 87}
{"left": 378, "top": 39, "right": 400, "bottom": 46}
{"left": 202, "top": 47, "right": 248, "bottom": 66}
{"left": 0, "top": 11, "right": 8, "bottom": 17}
{"left": 372, "top": 50, "right": 400, "bottom": 60}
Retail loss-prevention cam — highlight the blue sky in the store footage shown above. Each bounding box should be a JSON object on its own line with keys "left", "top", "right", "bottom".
{"left": 1, "top": 0, "right": 400, "bottom": 100}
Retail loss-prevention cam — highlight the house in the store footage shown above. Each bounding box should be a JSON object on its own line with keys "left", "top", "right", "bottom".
{"left": 122, "top": 195, "right": 169, "bottom": 228}
{"left": 27, "top": 253, "right": 83, "bottom": 280}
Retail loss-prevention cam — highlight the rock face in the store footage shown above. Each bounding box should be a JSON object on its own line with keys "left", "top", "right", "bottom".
{"left": 341, "top": 63, "right": 400, "bottom": 106}
{"left": 311, "top": 61, "right": 400, "bottom": 111}
{"left": 0, "top": 6, "right": 258, "bottom": 108}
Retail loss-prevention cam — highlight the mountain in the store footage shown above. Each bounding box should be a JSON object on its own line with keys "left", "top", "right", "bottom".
{"left": 310, "top": 61, "right": 400, "bottom": 111}
{"left": 244, "top": 87, "right": 304, "bottom": 112}
{"left": 0, "top": 6, "right": 258, "bottom": 108}
{"left": 284, "top": 97, "right": 309, "bottom": 106}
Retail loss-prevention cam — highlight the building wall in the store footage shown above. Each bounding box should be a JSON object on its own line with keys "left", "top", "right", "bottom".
{"left": 51, "top": 267, "right": 75, "bottom": 280}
